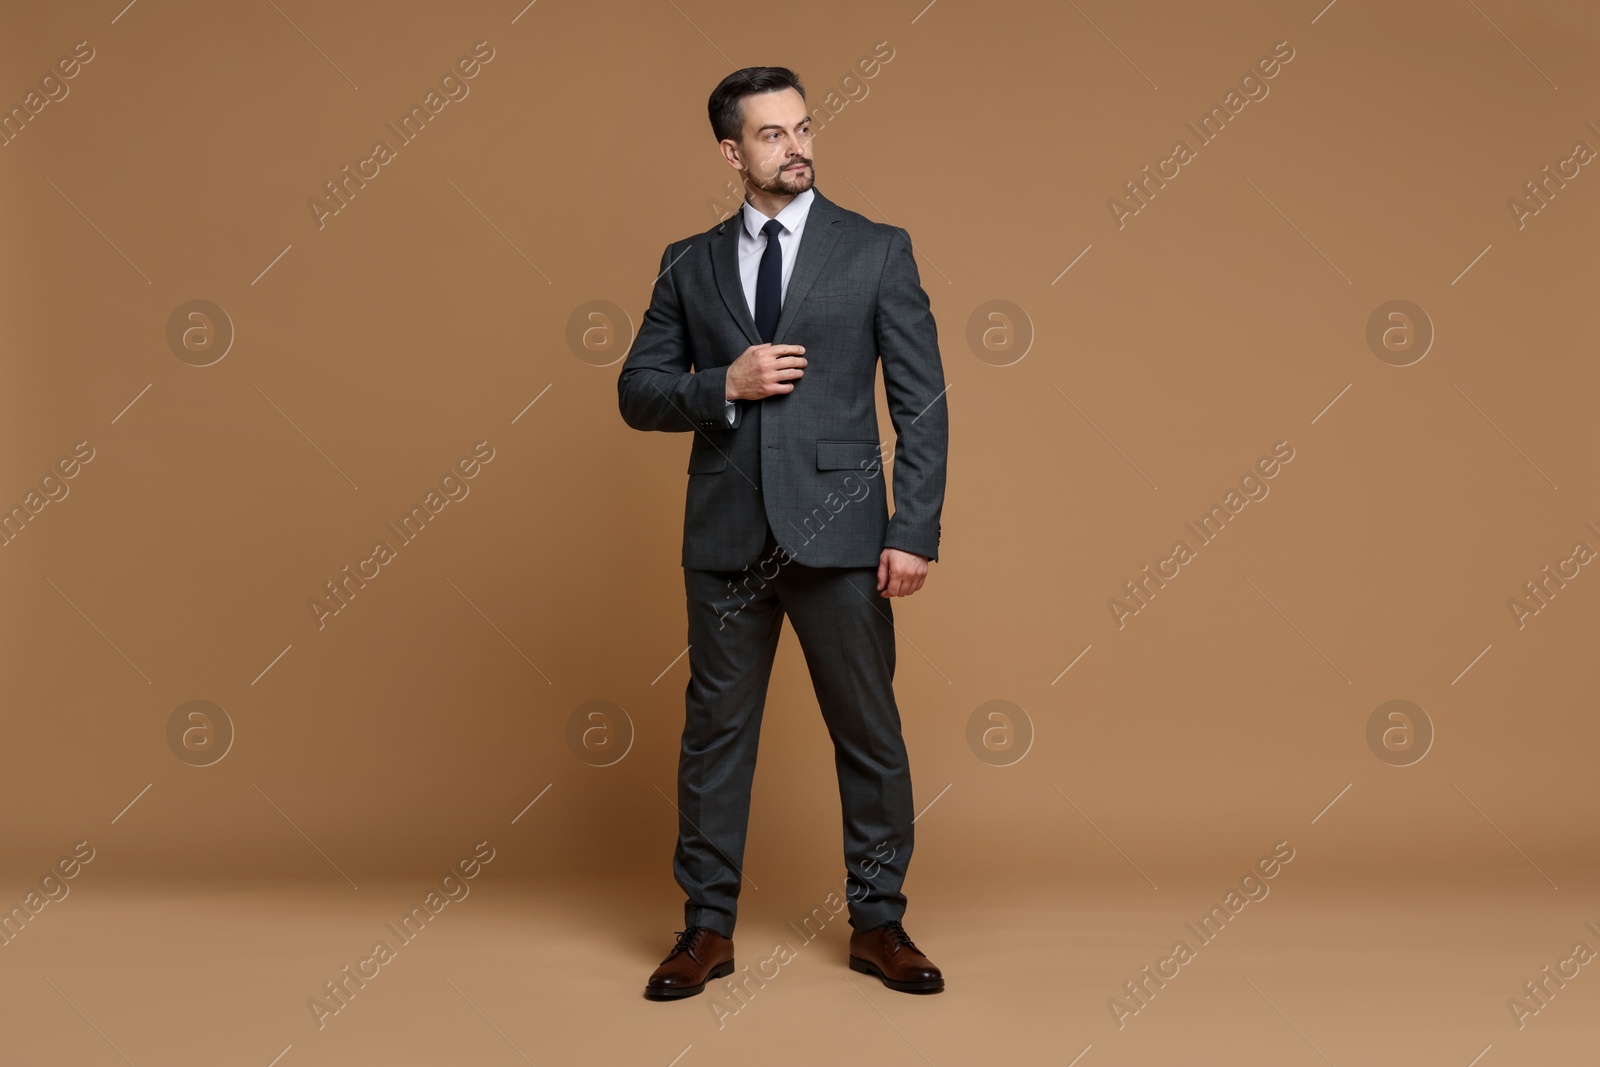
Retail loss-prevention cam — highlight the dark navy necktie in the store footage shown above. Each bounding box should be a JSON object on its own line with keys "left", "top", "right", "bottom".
{"left": 754, "top": 218, "right": 784, "bottom": 344}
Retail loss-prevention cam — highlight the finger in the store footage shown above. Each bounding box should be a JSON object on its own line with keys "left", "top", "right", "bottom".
{"left": 877, "top": 555, "right": 888, "bottom": 591}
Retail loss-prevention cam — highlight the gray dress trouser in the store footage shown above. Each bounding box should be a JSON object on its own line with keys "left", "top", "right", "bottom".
{"left": 675, "top": 526, "right": 916, "bottom": 937}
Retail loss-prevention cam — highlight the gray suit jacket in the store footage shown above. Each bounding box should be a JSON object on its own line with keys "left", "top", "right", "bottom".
{"left": 618, "top": 187, "right": 947, "bottom": 571}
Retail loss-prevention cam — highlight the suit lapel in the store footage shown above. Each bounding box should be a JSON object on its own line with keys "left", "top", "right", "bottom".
{"left": 712, "top": 210, "right": 761, "bottom": 347}
{"left": 773, "top": 189, "right": 842, "bottom": 345}
{"left": 711, "top": 188, "right": 844, "bottom": 349}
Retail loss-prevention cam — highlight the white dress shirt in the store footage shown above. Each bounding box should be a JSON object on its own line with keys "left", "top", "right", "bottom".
{"left": 724, "top": 187, "right": 815, "bottom": 425}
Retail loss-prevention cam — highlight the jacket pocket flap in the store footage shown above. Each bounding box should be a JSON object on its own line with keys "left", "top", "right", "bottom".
{"left": 815, "top": 439, "right": 879, "bottom": 470}
{"left": 687, "top": 448, "right": 728, "bottom": 474}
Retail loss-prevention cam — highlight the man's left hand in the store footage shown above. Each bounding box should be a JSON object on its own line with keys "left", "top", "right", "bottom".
{"left": 877, "top": 547, "right": 930, "bottom": 598}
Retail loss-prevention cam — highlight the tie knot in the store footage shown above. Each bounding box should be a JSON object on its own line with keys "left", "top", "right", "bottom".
{"left": 761, "top": 219, "right": 783, "bottom": 238}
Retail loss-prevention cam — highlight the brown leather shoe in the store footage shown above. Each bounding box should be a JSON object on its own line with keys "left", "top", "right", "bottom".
{"left": 848, "top": 920, "right": 944, "bottom": 993}
{"left": 644, "top": 927, "right": 735, "bottom": 1000}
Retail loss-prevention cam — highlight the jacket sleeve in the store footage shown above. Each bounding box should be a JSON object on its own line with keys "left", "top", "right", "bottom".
{"left": 875, "top": 226, "right": 948, "bottom": 561}
{"left": 617, "top": 241, "right": 734, "bottom": 433}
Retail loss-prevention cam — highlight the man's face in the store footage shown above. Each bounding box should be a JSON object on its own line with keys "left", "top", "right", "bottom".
{"left": 726, "top": 87, "right": 814, "bottom": 196}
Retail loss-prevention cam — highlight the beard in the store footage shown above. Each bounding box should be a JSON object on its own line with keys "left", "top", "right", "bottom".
{"left": 745, "top": 159, "right": 814, "bottom": 196}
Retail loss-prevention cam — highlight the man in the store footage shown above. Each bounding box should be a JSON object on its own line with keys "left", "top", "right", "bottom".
{"left": 618, "top": 66, "right": 949, "bottom": 1000}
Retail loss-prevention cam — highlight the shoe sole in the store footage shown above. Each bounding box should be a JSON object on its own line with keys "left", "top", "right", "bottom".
{"left": 849, "top": 954, "right": 945, "bottom": 993}
{"left": 643, "top": 958, "right": 735, "bottom": 1000}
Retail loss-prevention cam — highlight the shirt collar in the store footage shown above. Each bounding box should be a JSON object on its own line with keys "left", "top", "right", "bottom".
{"left": 741, "top": 186, "right": 815, "bottom": 239}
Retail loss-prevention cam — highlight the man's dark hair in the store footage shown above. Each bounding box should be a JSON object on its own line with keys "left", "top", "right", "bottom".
{"left": 708, "top": 67, "right": 806, "bottom": 144}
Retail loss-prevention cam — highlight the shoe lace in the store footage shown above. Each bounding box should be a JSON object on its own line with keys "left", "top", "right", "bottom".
{"left": 668, "top": 927, "right": 704, "bottom": 958}
{"left": 882, "top": 920, "right": 919, "bottom": 953}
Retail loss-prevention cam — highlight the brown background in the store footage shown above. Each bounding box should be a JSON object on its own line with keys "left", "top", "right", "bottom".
{"left": 2, "top": 0, "right": 1597, "bottom": 1063}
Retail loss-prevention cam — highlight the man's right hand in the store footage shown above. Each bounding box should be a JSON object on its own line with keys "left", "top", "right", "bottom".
{"left": 725, "top": 344, "right": 807, "bottom": 401}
